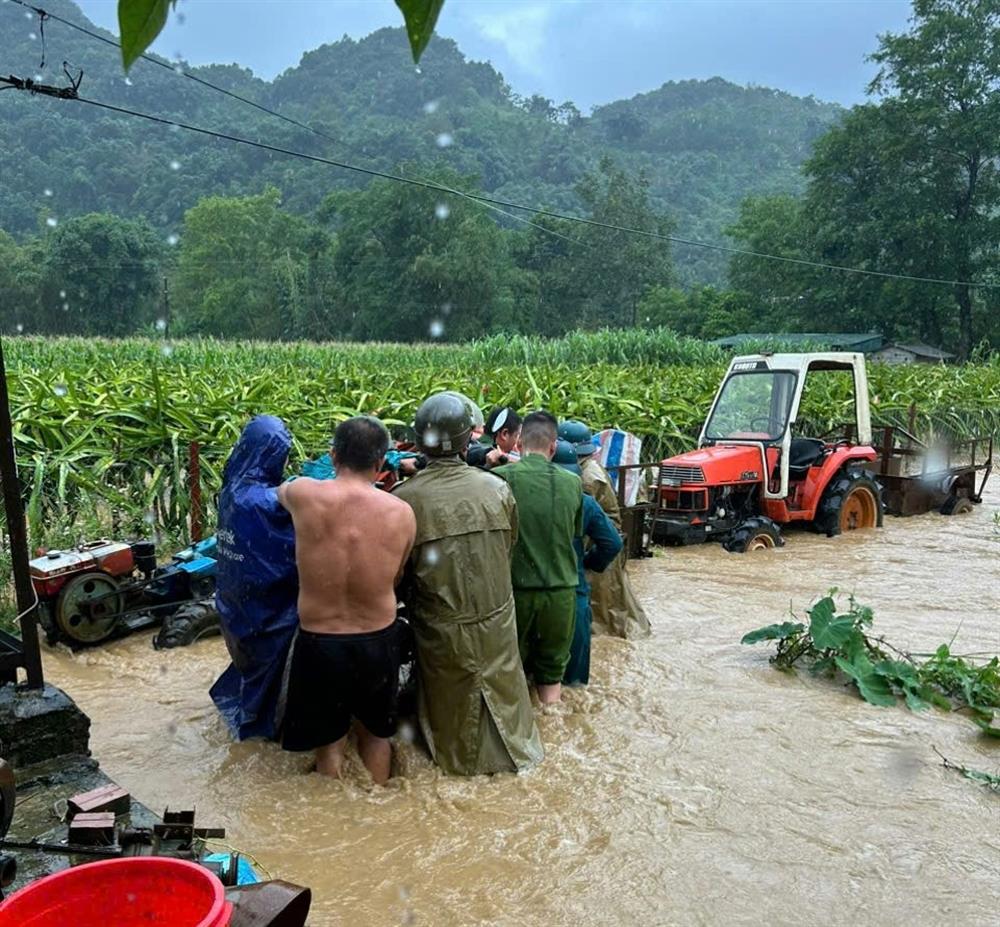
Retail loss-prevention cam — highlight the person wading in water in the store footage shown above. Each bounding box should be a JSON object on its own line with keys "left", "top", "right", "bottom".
{"left": 393, "top": 391, "right": 543, "bottom": 776}
{"left": 278, "top": 416, "right": 416, "bottom": 784}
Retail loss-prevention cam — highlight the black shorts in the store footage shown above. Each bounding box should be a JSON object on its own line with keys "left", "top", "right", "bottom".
{"left": 281, "top": 621, "right": 404, "bottom": 751}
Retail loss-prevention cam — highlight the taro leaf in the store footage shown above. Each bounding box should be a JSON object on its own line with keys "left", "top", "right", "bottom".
{"left": 119, "top": 0, "right": 174, "bottom": 71}
{"left": 741, "top": 622, "right": 804, "bottom": 645}
{"left": 809, "top": 597, "right": 857, "bottom": 651}
{"left": 902, "top": 686, "right": 930, "bottom": 712}
{"left": 971, "top": 708, "right": 1000, "bottom": 738}
{"left": 835, "top": 655, "right": 898, "bottom": 707}
{"left": 395, "top": 0, "right": 446, "bottom": 62}
{"left": 875, "top": 659, "right": 919, "bottom": 684}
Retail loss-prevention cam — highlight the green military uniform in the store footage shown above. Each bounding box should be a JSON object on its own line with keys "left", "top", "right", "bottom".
{"left": 393, "top": 458, "right": 543, "bottom": 776}
{"left": 581, "top": 456, "right": 652, "bottom": 640}
{"left": 495, "top": 454, "right": 583, "bottom": 683}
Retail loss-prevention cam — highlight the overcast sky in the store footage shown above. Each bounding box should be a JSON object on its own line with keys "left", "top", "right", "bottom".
{"left": 76, "top": 0, "right": 914, "bottom": 109}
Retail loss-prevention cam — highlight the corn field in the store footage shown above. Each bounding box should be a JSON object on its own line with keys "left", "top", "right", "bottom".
{"left": 4, "top": 334, "right": 999, "bottom": 548}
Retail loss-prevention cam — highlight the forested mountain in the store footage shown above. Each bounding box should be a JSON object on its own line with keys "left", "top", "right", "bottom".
{"left": 0, "top": 0, "right": 840, "bottom": 285}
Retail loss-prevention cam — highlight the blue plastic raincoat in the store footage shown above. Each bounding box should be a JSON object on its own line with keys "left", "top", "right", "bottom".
{"left": 210, "top": 416, "right": 298, "bottom": 741}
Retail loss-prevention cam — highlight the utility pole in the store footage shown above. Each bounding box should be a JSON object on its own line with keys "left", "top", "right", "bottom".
{"left": 162, "top": 276, "right": 171, "bottom": 340}
{"left": 0, "top": 335, "right": 44, "bottom": 689}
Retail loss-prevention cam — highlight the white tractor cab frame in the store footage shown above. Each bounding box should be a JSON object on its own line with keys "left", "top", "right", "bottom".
{"left": 699, "top": 352, "right": 873, "bottom": 500}
{"left": 656, "top": 352, "right": 884, "bottom": 551}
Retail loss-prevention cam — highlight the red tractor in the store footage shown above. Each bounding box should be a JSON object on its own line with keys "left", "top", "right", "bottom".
{"left": 655, "top": 352, "right": 884, "bottom": 552}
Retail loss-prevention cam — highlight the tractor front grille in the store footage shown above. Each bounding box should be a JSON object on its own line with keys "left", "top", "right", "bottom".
{"left": 659, "top": 465, "right": 706, "bottom": 484}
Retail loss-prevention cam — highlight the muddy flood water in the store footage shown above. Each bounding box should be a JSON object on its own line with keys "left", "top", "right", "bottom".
{"left": 44, "top": 481, "right": 999, "bottom": 926}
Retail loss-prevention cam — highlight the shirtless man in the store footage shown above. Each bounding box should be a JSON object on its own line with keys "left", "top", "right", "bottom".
{"left": 278, "top": 415, "right": 416, "bottom": 784}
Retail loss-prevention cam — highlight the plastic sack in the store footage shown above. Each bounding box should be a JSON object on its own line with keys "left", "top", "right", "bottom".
{"left": 595, "top": 428, "right": 644, "bottom": 507}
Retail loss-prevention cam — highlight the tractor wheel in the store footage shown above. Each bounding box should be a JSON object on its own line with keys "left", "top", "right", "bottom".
{"left": 723, "top": 516, "right": 785, "bottom": 553}
{"left": 153, "top": 601, "right": 221, "bottom": 650}
{"left": 816, "top": 469, "right": 884, "bottom": 537}
{"left": 940, "top": 494, "right": 975, "bottom": 516}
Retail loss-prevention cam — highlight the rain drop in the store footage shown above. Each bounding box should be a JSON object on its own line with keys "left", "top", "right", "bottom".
{"left": 124, "top": 77, "right": 133, "bottom": 87}
{"left": 170, "top": 160, "right": 181, "bottom": 171}
{"left": 169, "top": 123, "right": 181, "bottom": 133}
{"left": 173, "top": 64, "right": 184, "bottom": 76}
{"left": 28, "top": 32, "right": 36, "bottom": 41}
{"left": 424, "top": 544, "right": 441, "bottom": 566}
{"left": 34, "top": 74, "right": 43, "bottom": 83}
{"left": 62, "top": 302, "right": 69, "bottom": 311}
{"left": 429, "top": 319, "right": 445, "bottom": 339}
{"left": 25, "top": 10, "right": 34, "bottom": 19}
{"left": 434, "top": 203, "right": 450, "bottom": 221}
{"left": 155, "top": 318, "right": 167, "bottom": 332}
{"left": 423, "top": 99, "right": 440, "bottom": 115}
{"left": 59, "top": 290, "right": 66, "bottom": 299}
{"left": 398, "top": 720, "right": 416, "bottom": 743}
{"left": 414, "top": 66, "right": 422, "bottom": 75}
{"left": 441, "top": 302, "right": 452, "bottom": 316}
{"left": 435, "top": 132, "right": 453, "bottom": 149}
{"left": 422, "top": 426, "right": 440, "bottom": 448}
{"left": 53, "top": 384, "right": 68, "bottom": 397}
{"left": 166, "top": 234, "right": 179, "bottom": 246}
{"left": 15, "top": 323, "right": 24, "bottom": 334}
{"left": 161, "top": 344, "right": 174, "bottom": 357}
{"left": 43, "top": 188, "right": 53, "bottom": 197}
{"left": 45, "top": 217, "right": 58, "bottom": 228}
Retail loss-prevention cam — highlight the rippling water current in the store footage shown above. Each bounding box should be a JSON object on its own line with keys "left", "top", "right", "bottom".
{"left": 44, "top": 482, "right": 999, "bottom": 926}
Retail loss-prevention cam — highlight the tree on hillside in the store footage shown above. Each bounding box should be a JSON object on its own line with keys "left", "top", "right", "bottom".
{"left": 172, "top": 189, "right": 336, "bottom": 339}
{"left": 36, "top": 214, "right": 162, "bottom": 336}
{"left": 729, "top": 0, "right": 1000, "bottom": 355}
{"left": 321, "top": 170, "right": 525, "bottom": 341}
{"left": 513, "top": 158, "right": 675, "bottom": 332}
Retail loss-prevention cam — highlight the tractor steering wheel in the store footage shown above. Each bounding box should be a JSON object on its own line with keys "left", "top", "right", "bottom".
{"left": 749, "top": 416, "right": 779, "bottom": 435}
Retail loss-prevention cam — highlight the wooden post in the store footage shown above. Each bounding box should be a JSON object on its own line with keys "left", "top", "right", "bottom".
{"left": 188, "top": 441, "right": 203, "bottom": 544}
{"left": 0, "top": 336, "right": 44, "bottom": 689}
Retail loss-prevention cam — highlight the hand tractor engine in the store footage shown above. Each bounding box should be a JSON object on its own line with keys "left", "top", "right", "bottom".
{"left": 30, "top": 538, "right": 219, "bottom": 649}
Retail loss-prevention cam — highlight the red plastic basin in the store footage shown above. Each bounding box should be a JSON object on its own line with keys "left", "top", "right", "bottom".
{"left": 0, "top": 856, "right": 232, "bottom": 927}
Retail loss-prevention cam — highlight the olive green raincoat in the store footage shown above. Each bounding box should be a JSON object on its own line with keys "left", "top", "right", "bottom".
{"left": 581, "top": 457, "right": 652, "bottom": 640}
{"left": 393, "top": 458, "right": 543, "bottom": 775}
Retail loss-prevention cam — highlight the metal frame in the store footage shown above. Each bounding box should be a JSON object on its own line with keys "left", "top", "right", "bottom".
{"left": 696, "top": 352, "right": 872, "bottom": 501}
{"left": 0, "top": 336, "right": 43, "bottom": 688}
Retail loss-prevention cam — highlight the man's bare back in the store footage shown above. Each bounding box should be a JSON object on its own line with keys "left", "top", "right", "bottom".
{"left": 279, "top": 476, "right": 415, "bottom": 634}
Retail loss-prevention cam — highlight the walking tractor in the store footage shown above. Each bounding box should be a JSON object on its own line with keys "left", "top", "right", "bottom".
{"left": 28, "top": 537, "right": 220, "bottom": 649}
{"left": 654, "top": 352, "right": 886, "bottom": 552}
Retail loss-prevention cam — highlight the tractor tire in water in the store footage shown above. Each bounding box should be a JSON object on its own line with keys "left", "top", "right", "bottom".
{"left": 153, "top": 601, "right": 221, "bottom": 650}
{"left": 723, "top": 516, "right": 784, "bottom": 553}
{"left": 940, "top": 494, "right": 975, "bottom": 515}
{"left": 816, "top": 469, "right": 884, "bottom": 537}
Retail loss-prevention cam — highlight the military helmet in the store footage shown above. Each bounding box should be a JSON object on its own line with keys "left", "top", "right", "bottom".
{"left": 552, "top": 439, "right": 582, "bottom": 476}
{"left": 558, "top": 420, "right": 597, "bottom": 457}
{"left": 414, "top": 391, "right": 483, "bottom": 456}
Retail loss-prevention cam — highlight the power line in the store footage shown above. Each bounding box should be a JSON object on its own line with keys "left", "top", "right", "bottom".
{"left": 0, "top": 8, "right": 994, "bottom": 291}
{"left": 4, "top": 0, "right": 582, "bottom": 247}
{"left": 24, "top": 89, "right": 988, "bottom": 291}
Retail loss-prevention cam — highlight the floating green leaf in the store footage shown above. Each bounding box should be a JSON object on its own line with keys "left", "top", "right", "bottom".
{"left": 118, "top": 0, "right": 174, "bottom": 71}
{"left": 808, "top": 597, "right": 857, "bottom": 650}
{"left": 835, "top": 654, "right": 898, "bottom": 707}
{"left": 741, "top": 622, "right": 803, "bottom": 645}
{"left": 395, "top": 0, "right": 446, "bottom": 62}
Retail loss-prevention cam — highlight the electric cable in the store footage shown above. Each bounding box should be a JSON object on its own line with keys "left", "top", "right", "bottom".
{"left": 1, "top": 2, "right": 995, "bottom": 289}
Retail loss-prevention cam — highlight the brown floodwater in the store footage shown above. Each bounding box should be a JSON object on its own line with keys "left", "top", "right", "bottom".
{"left": 43, "top": 481, "right": 999, "bottom": 926}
